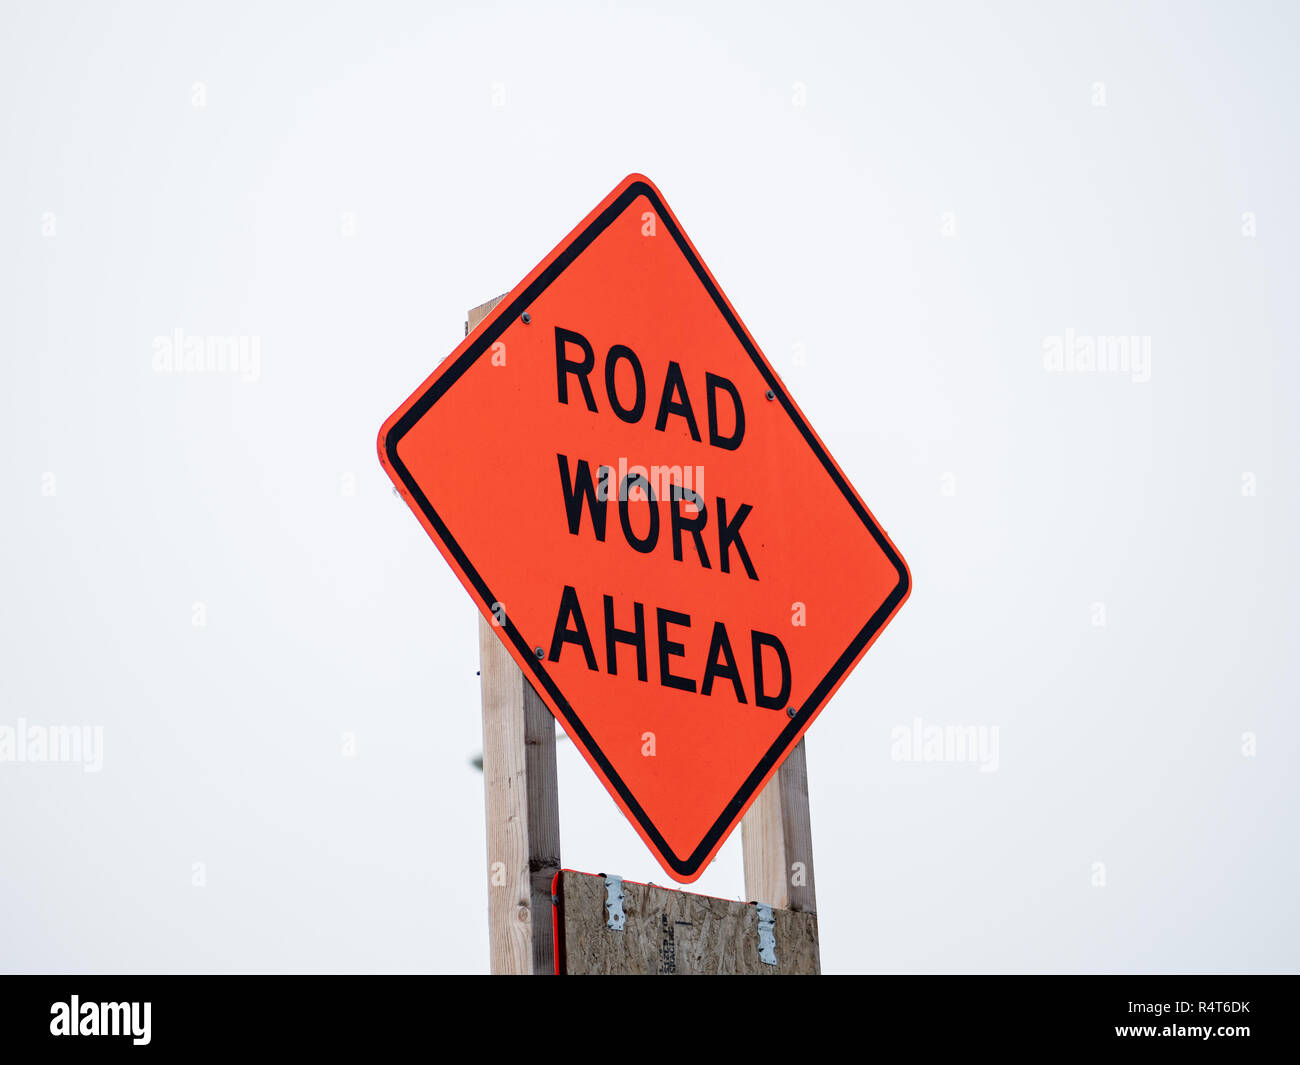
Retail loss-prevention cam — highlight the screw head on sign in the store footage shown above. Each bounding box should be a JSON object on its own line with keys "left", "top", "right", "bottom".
{"left": 534, "top": 646, "right": 545, "bottom": 659}
{"left": 521, "top": 311, "right": 532, "bottom": 324}
{"left": 787, "top": 706, "right": 798, "bottom": 718}
{"left": 765, "top": 389, "right": 775, "bottom": 401}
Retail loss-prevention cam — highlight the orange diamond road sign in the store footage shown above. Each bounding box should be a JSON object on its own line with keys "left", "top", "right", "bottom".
{"left": 378, "top": 174, "right": 910, "bottom": 883}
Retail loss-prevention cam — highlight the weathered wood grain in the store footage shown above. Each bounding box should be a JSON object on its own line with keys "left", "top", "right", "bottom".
{"left": 466, "top": 294, "right": 507, "bottom": 337}
{"left": 472, "top": 295, "right": 561, "bottom": 975}
{"left": 556, "top": 870, "right": 819, "bottom": 975}
{"left": 742, "top": 739, "right": 818, "bottom": 910}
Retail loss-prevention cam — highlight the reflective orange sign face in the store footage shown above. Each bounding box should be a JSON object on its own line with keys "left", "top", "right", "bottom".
{"left": 379, "top": 174, "right": 910, "bottom": 882}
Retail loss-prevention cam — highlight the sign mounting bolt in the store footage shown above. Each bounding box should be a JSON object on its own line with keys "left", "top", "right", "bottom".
{"left": 765, "top": 389, "right": 775, "bottom": 401}
{"left": 787, "top": 706, "right": 798, "bottom": 718}
{"left": 534, "top": 646, "right": 545, "bottom": 659}
{"left": 521, "top": 311, "right": 532, "bottom": 324}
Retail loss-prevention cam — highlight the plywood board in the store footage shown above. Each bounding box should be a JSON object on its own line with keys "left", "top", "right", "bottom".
{"left": 554, "top": 870, "right": 819, "bottom": 975}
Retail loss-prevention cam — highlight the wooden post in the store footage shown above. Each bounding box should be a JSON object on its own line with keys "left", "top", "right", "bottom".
{"left": 741, "top": 738, "right": 820, "bottom": 970}
{"left": 472, "top": 296, "right": 562, "bottom": 975}
{"left": 468, "top": 294, "right": 816, "bottom": 974}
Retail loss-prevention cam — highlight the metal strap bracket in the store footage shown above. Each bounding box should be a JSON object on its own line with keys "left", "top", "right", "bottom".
{"left": 604, "top": 873, "right": 626, "bottom": 931}
{"left": 756, "top": 903, "right": 777, "bottom": 965}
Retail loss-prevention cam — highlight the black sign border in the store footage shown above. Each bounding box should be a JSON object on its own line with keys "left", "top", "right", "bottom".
{"left": 384, "top": 179, "right": 910, "bottom": 879}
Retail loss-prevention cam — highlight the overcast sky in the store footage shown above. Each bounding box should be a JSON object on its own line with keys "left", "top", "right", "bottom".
{"left": 2, "top": 0, "right": 1297, "bottom": 973}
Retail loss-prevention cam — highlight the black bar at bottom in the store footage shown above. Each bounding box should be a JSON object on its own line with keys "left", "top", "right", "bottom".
{"left": 0, "top": 975, "right": 1286, "bottom": 1051}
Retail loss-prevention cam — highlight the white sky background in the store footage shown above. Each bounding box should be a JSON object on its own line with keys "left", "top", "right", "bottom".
{"left": 2, "top": 0, "right": 1297, "bottom": 973}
